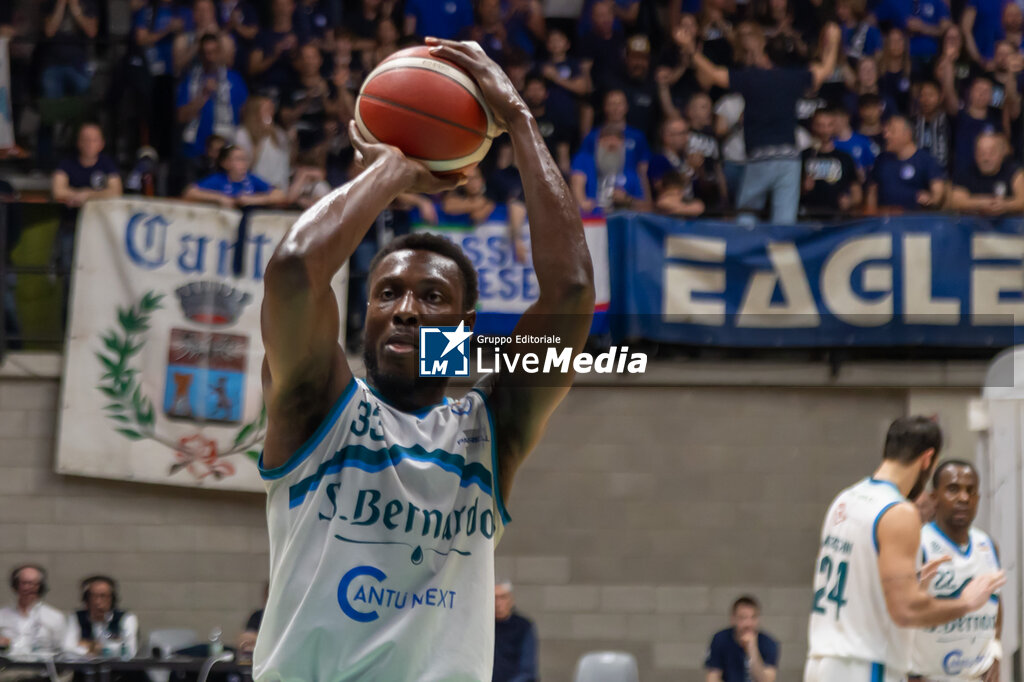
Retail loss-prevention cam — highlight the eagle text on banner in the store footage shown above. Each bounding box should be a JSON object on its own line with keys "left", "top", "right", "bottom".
{"left": 608, "top": 213, "right": 1024, "bottom": 347}
{"left": 56, "top": 199, "right": 346, "bottom": 491}
{"left": 414, "top": 211, "right": 610, "bottom": 335}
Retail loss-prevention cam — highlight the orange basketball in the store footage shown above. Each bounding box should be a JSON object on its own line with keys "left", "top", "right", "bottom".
{"left": 355, "top": 46, "right": 497, "bottom": 174}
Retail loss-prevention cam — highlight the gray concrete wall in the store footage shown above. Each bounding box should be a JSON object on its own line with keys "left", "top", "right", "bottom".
{"left": 0, "top": 371, "right": 978, "bottom": 681}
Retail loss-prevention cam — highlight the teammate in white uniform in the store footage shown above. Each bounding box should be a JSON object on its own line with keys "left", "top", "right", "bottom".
{"left": 255, "top": 40, "right": 595, "bottom": 682}
{"left": 805, "top": 417, "right": 1005, "bottom": 682}
{"left": 911, "top": 461, "right": 1002, "bottom": 682}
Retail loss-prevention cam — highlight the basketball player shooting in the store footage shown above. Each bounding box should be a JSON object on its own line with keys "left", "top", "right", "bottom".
{"left": 254, "top": 39, "right": 595, "bottom": 681}
{"left": 805, "top": 417, "right": 1005, "bottom": 682}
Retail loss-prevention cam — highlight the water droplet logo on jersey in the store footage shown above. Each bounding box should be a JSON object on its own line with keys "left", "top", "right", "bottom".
{"left": 337, "top": 565, "right": 458, "bottom": 623}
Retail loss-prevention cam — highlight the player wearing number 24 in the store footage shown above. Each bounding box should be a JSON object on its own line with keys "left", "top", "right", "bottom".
{"left": 804, "top": 417, "right": 1005, "bottom": 682}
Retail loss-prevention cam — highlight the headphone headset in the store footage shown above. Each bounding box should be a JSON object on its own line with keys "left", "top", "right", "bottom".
{"left": 10, "top": 564, "right": 48, "bottom": 597}
{"left": 81, "top": 575, "right": 119, "bottom": 608}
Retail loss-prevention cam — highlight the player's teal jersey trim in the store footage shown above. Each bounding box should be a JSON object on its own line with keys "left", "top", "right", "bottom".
{"left": 870, "top": 662, "right": 884, "bottom": 682}
{"left": 873, "top": 501, "right": 901, "bottom": 553}
{"left": 287, "top": 442, "right": 498, "bottom": 508}
{"left": 258, "top": 377, "right": 359, "bottom": 480}
{"left": 471, "top": 387, "right": 511, "bottom": 525}
{"left": 868, "top": 477, "right": 901, "bottom": 494}
{"left": 929, "top": 521, "right": 973, "bottom": 557}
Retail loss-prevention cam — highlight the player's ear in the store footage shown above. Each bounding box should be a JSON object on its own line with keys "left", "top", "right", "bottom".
{"left": 463, "top": 309, "right": 476, "bottom": 330}
{"left": 920, "top": 447, "right": 936, "bottom": 471}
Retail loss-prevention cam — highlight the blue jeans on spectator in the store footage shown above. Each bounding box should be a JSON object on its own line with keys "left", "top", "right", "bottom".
{"left": 722, "top": 161, "right": 745, "bottom": 204}
{"left": 736, "top": 158, "right": 801, "bottom": 226}
{"left": 41, "top": 64, "right": 91, "bottom": 99}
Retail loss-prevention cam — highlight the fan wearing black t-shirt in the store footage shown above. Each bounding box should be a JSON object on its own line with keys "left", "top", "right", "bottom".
{"left": 678, "top": 21, "right": 841, "bottom": 225}
{"left": 801, "top": 110, "right": 860, "bottom": 214}
{"left": 950, "top": 132, "right": 1024, "bottom": 214}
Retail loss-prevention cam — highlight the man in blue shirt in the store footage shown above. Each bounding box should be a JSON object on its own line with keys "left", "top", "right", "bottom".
{"left": 873, "top": 0, "right": 951, "bottom": 60}
{"left": 705, "top": 596, "right": 780, "bottom": 682}
{"left": 403, "top": 0, "right": 474, "bottom": 40}
{"left": 132, "top": 0, "right": 193, "bottom": 77}
{"left": 571, "top": 126, "right": 646, "bottom": 214}
{"left": 953, "top": 77, "right": 1001, "bottom": 177}
{"left": 580, "top": 90, "right": 651, "bottom": 170}
{"left": 833, "top": 107, "right": 876, "bottom": 173}
{"left": 176, "top": 34, "right": 248, "bottom": 159}
{"left": 962, "top": 0, "right": 1005, "bottom": 64}
{"left": 182, "top": 144, "right": 286, "bottom": 207}
{"left": 867, "top": 115, "right": 947, "bottom": 210}
{"left": 492, "top": 582, "right": 538, "bottom": 682}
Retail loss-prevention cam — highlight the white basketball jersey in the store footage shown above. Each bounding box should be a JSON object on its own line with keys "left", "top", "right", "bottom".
{"left": 807, "top": 477, "right": 917, "bottom": 674}
{"left": 254, "top": 378, "right": 509, "bottom": 682}
{"left": 911, "top": 524, "right": 1000, "bottom": 679}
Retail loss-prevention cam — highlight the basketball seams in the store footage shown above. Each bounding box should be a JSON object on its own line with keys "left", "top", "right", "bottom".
{"left": 361, "top": 56, "right": 497, "bottom": 138}
{"left": 355, "top": 53, "right": 497, "bottom": 172}
{"left": 359, "top": 93, "right": 488, "bottom": 137}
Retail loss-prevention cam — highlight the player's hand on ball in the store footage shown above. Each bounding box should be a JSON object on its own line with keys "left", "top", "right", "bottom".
{"left": 961, "top": 570, "right": 1006, "bottom": 611}
{"left": 425, "top": 38, "right": 527, "bottom": 133}
{"left": 349, "top": 121, "right": 466, "bottom": 194}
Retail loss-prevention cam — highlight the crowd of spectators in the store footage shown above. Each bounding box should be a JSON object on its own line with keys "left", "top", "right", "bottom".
{"left": 3, "top": 0, "right": 1024, "bottom": 225}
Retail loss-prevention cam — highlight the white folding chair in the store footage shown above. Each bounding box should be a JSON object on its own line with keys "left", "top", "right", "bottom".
{"left": 572, "top": 651, "right": 640, "bottom": 682}
{"left": 146, "top": 628, "right": 200, "bottom": 682}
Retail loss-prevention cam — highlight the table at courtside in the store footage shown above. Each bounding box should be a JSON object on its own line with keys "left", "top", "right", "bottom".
{"left": 0, "top": 655, "right": 253, "bottom": 682}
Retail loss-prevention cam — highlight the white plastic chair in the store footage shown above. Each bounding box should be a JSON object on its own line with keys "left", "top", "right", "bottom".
{"left": 572, "top": 651, "right": 640, "bottom": 682}
{"left": 146, "top": 628, "right": 200, "bottom": 682}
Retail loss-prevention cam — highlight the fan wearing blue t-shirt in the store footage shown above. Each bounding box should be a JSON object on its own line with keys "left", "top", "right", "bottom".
{"left": 580, "top": 90, "right": 652, "bottom": 179}
{"left": 833, "top": 108, "right": 876, "bottom": 172}
{"left": 953, "top": 77, "right": 1002, "bottom": 177}
{"left": 962, "top": 0, "right": 1005, "bottom": 64}
{"left": 867, "top": 115, "right": 947, "bottom": 210}
{"left": 183, "top": 145, "right": 286, "bottom": 208}
{"left": 403, "top": 0, "right": 474, "bottom": 40}
{"left": 705, "top": 596, "right": 780, "bottom": 682}
{"left": 51, "top": 124, "right": 123, "bottom": 209}
{"left": 950, "top": 131, "right": 1024, "bottom": 214}
{"left": 680, "top": 21, "right": 842, "bottom": 225}
{"left": 176, "top": 34, "right": 248, "bottom": 159}
{"left": 570, "top": 126, "right": 646, "bottom": 213}
{"left": 50, "top": 123, "right": 123, "bottom": 302}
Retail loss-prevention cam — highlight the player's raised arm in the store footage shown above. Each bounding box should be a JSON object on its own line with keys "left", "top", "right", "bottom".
{"left": 261, "top": 131, "right": 462, "bottom": 469}
{"left": 427, "top": 38, "right": 596, "bottom": 497}
{"left": 877, "top": 503, "right": 1005, "bottom": 628}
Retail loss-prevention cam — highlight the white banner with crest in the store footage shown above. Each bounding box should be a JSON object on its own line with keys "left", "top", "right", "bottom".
{"left": 56, "top": 199, "right": 345, "bottom": 491}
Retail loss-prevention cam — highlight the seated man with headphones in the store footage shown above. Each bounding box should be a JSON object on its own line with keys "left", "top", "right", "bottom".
{"left": 63, "top": 576, "right": 138, "bottom": 658}
{"left": 0, "top": 564, "right": 66, "bottom": 655}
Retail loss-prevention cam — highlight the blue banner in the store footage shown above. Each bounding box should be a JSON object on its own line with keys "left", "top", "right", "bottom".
{"left": 608, "top": 213, "right": 1024, "bottom": 347}
{"left": 414, "top": 212, "right": 611, "bottom": 336}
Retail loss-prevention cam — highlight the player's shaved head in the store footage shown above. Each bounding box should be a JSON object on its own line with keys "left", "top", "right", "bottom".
{"left": 931, "top": 460, "right": 979, "bottom": 534}
{"left": 369, "top": 233, "right": 478, "bottom": 310}
{"left": 932, "top": 459, "right": 977, "bottom": 489}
